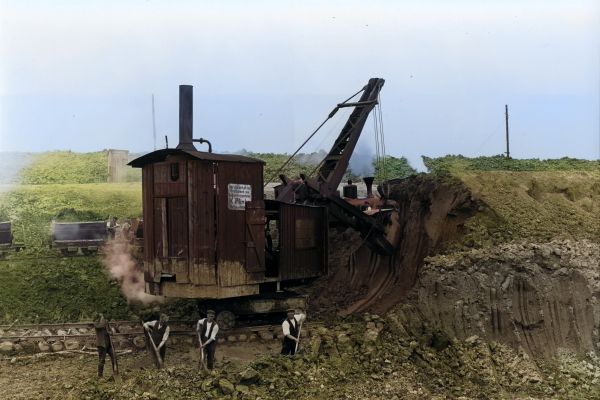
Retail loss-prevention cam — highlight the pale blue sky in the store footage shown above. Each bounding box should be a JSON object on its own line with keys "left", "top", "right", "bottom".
{"left": 0, "top": 0, "right": 598, "bottom": 170}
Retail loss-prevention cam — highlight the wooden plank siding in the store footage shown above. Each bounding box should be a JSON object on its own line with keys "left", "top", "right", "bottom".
{"left": 188, "top": 160, "right": 217, "bottom": 285}
{"left": 279, "top": 204, "right": 328, "bottom": 280}
{"left": 245, "top": 200, "right": 266, "bottom": 273}
{"left": 167, "top": 196, "right": 188, "bottom": 258}
{"left": 142, "top": 166, "right": 159, "bottom": 283}
{"left": 216, "top": 162, "right": 264, "bottom": 287}
{"left": 153, "top": 159, "right": 187, "bottom": 197}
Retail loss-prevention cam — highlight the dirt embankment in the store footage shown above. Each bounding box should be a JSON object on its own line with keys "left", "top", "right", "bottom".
{"left": 313, "top": 174, "right": 479, "bottom": 315}
{"left": 314, "top": 170, "right": 600, "bottom": 361}
{"left": 399, "top": 239, "right": 600, "bottom": 357}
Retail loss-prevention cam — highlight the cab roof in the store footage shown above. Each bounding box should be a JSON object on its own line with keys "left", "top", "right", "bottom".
{"left": 128, "top": 148, "right": 265, "bottom": 167}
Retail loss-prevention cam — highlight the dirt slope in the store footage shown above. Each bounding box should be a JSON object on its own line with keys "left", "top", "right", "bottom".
{"left": 312, "top": 174, "right": 479, "bottom": 315}
{"left": 402, "top": 239, "right": 600, "bottom": 357}
{"left": 314, "top": 167, "right": 599, "bottom": 359}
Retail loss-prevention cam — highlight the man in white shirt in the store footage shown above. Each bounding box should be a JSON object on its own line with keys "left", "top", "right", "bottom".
{"left": 143, "top": 313, "right": 170, "bottom": 367}
{"left": 196, "top": 310, "right": 219, "bottom": 369}
{"left": 281, "top": 308, "right": 306, "bottom": 356}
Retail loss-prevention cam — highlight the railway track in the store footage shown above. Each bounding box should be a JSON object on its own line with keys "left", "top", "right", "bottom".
{"left": 0, "top": 320, "right": 321, "bottom": 355}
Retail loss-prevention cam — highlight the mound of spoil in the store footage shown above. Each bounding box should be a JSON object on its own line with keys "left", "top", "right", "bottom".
{"left": 396, "top": 239, "right": 600, "bottom": 358}
{"left": 312, "top": 174, "right": 479, "bottom": 315}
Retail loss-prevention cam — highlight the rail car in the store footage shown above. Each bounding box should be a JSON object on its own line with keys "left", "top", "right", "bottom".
{"left": 0, "top": 221, "right": 24, "bottom": 256}
{"left": 51, "top": 221, "right": 108, "bottom": 256}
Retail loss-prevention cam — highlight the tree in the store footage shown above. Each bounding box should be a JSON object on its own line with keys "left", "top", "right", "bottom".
{"left": 374, "top": 156, "right": 416, "bottom": 181}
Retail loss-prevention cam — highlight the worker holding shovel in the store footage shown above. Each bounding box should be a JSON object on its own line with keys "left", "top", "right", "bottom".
{"left": 143, "top": 313, "right": 170, "bottom": 368}
{"left": 93, "top": 313, "right": 118, "bottom": 378}
{"left": 196, "top": 310, "right": 219, "bottom": 370}
{"left": 281, "top": 308, "right": 306, "bottom": 356}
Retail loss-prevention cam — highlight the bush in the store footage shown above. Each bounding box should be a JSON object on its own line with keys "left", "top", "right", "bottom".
{"left": 374, "top": 156, "right": 416, "bottom": 181}
{"left": 20, "top": 151, "right": 108, "bottom": 184}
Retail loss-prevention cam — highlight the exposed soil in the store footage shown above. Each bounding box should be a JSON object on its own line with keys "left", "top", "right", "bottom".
{"left": 312, "top": 174, "right": 478, "bottom": 315}
{"left": 402, "top": 239, "right": 600, "bottom": 358}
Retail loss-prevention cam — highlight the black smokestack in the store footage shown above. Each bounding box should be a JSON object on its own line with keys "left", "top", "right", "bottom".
{"left": 176, "top": 85, "right": 196, "bottom": 151}
{"left": 363, "top": 176, "right": 374, "bottom": 198}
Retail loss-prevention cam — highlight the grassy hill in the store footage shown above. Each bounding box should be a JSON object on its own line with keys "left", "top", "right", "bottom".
{"left": 19, "top": 151, "right": 109, "bottom": 184}
{"left": 422, "top": 156, "right": 600, "bottom": 249}
{"left": 0, "top": 257, "right": 133, "bottom": 323}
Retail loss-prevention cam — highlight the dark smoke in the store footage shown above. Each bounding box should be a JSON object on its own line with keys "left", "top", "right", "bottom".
{"left": 348, "top": 141, "right": 375, "bottom": 177}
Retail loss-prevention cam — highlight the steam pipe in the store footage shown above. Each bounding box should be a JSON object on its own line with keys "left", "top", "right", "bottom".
{"left": 193, "top": 138, "right": 212, "bottom": 153}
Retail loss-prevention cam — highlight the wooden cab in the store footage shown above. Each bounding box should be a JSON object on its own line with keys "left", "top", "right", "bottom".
{"left": 130, "top": 148, "right": 327, "bottom": 299}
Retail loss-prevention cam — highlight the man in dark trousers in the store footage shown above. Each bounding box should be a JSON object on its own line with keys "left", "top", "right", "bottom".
{"left": 281, "top": 308, "right": 306, "bottom": 356}
{"left": 143, "top": 313, "right": 170, "bottom": 366}
{"left": 196, "top": 310, "right": 219, "bottom": 369}
{"left": 93, "top": 313, "right": 116, "bottom": 378}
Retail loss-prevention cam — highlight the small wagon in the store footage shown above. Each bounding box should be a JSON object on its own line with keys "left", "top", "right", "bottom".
{"left": 51, "top": 221, "right": 107, "bottom": 256}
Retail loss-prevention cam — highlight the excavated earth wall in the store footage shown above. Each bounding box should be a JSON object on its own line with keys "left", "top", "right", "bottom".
{"left": 315, "top": 174, "right": 479, "bottom": 315}
{"left": 399, "top": 239, "right": 600, "bottom": 357}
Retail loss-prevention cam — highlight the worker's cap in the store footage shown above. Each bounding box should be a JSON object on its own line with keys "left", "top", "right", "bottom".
{"left": 206, "top": 309, "right": 216, "bottom": 315}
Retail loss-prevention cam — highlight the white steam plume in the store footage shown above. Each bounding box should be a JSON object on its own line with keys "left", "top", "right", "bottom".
{"left": 349, "top": 141, "right": 375, "bottom": 177}
{"left": 102, "top": 234, "right": 163, "bottom": 305}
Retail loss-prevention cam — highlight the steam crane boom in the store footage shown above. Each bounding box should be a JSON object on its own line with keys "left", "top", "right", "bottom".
{"left": 275, "top": 78, "right": 394, "bottom": 256}
{"left": 316, "top": 78, "right": 385, "bottom": 197}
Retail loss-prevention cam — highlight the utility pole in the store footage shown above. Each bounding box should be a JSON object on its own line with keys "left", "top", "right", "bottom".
{"left": 505, "top": 104, "right": 510, "bottom": 158}
{"left": 152, "top": 94, "right": 157, "bottom": 151}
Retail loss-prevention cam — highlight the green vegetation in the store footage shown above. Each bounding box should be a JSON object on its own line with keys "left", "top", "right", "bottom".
{"left": 374, "top": 155, "right": 416, "bottom": 182}
{"left": 458, "top": 170, "right": 600, "bottom": 247}
{"left": 419, "top": 155, "right": 600, "bottom": 249}
{"left": 0, "top": 257, "right": 132, "bottom": 323}
{"left": 0, "top": 183, "right": 142, "bottom": 248}
{"left": 0, "top": 182, "right": 143, "bottom": 323}
{"left": 423, "top": 155, "right": 599, "bottom": 174}
{"left": 20, "top": 151, "right": 109, "bottom": 184}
